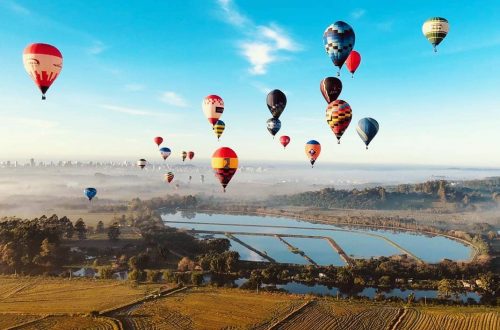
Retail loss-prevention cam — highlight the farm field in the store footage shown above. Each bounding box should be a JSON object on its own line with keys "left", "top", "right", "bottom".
{"left": 0, "top": 276, "right": 163, "bottom": 314}
{"left": 13, "top": 315, "right": 118, "bottom": 330}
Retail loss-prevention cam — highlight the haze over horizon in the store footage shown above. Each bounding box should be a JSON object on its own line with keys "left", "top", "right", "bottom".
{"left": 0, "top": 0, "right": 499, "bottom": 167}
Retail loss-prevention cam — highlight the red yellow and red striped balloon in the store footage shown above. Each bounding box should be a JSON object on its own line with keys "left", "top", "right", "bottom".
{"left": 211, "top": 147, "right": 238, "bottom": 192}
{"left": 326, "top": 100, "right": 352, "bottom": 143}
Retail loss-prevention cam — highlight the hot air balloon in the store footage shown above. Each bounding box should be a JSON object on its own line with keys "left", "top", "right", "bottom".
{"left": 137, "top": 159, "right": 147, "bottom": 169}
{"left": 154, "top": 136, "right": 163, "bottom": 146}
{"left": 200, "top": 174, "right": 205, "bottom": 184}
{"left": 181, "top": 151, "right": 187, "bottom": 162}
{"left": 202, "top": 95, "right": 224, "bottom": 126}
{"left": 213, "top": 120, "right": 225, "bottom": 140}
{"left": 326, "top": 100, "right": 352, "bottom": 143}
{"left": 159, "top": 147, "right": 171, "bottom": 160}
{"left": 345, "top": 50, "right": 361, "bottom": 77}
{"left": 188, "top": 151, "right": 195, "bottom": 160}
{"left": 188, "top": 175, "right": 192, "bottom": 183}
{"left": 357, "top": 118, "right": 379, "bottom": 149}
{"left": 165, "top": 172, "right": 174, "bottom": 183}
{"left": 267, "top": 89, "right": 287, "bottom": 119}
{"left": 305, "top": 140, "right": 321, "bottom": 167}
{"left": 211, "top": 147, "right": 238, "bottom": 192}
{"left": 320, "top": 77, "right": 342, "bottom": 103}
{"left": 323, "top": 22, "right": 355, "bottom": 75}
{"left": 422, "top": 17, "right": 449, "bottom": 52}
{"left": 23, "top": 43, "right": 63, "bottom": 100}
{"left": 280, "top": 135, "right": 290, "bottom": 149}
{"left": 84, "top": 187, "right": 97, "bottom": 201}
{"left": 267, "top": 118, "right": 281, "bottom": 137}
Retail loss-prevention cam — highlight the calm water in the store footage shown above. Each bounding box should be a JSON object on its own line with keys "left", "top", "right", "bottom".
{"left": 232, "top": 278, "right": 481, "bottom": 303}
{"left": 164, "top": 212, "right": 473, "bottom": 264}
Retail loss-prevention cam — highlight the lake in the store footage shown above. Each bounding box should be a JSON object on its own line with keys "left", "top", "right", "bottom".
{"left": 163, "top": 212, "right": 474, "bottom": 264}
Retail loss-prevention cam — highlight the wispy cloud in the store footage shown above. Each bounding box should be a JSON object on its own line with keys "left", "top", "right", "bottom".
{"left": 6, "top": 117, "right": 58, "bottom": 130}
{"left": 0, "top": 0, "right": 31, "bottom": 15}
{"left": 351, "top": 9, "right": 366, "bottom": 20}
{"left": 159, "top": 91, "right": 188, "bottom": 108}
{"left": 124, "top": 84, "right": 146, "bottom": 92}
{"left": 87, "top": 41, "right": 107, "bottom": 55}
{"left": 99, "top": 104, "right": 164, "bottom": 116}
{"left": 216, "top": 0, "right": 301, "bottom": 75}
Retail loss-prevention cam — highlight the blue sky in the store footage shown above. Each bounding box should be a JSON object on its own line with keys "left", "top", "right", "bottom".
{"left": 0, "top": 0, "right": 499, "bottom": 166}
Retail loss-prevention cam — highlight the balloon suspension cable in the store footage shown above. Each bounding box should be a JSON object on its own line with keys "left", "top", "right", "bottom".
{"left": 223, "top": 187, "right": 226, "bottom": 193}
{"left": 366, "top": 146, "right": 369, "bottom": 150}
{"left": 337, "top": 140, "right": 340, "bottom": 144}
{"left": 351, "top": 74, "right": 354, "bottom": 79}
{"left": 434, "top": 46, "right": 437, "bottom": 53}
{"left": 337, "top": 70, "right": 340, "bottom": 77}
{"left": 42, "top": 94, "right": 46, "bottom": 100}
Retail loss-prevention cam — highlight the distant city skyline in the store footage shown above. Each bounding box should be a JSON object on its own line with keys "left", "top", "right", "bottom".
{"left": 0, "top": 0, "right": 499, "bottom": 167}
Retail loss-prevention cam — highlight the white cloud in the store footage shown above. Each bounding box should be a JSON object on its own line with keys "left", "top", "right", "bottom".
{"left": 6, "top": 117, "right": 58, "bottom": 130}
{"left": 99, "top": 104, "right": 162, "bottom": 116}
{"left": 124, "top": 84, "right": 146, "bottom": 92}
{"left": 216, "top": 0, "right": 301, "bottom": 75}
{"left": 159, "top": 91, "right": 188, "bottom": 108}
{"left": 351, "top": 9, "right": 366, "bottom": 19}
{"left": 1, "top": 0, "right": 31, "bottom": 15}
{"left": 87, "top": 41, "right": 106, "bottom": 55}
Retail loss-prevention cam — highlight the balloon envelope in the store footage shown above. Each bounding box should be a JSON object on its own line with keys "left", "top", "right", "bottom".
{"left": 266, "top": 118, "right": 281, "bottom": 137}
{"left": 181, "top": 151, "right": 187, "bottom": 162}
{"left": 326, "top": 100, "right": 352, "bottom": 143}
{"left": 280, "top": 135, "right": 290, "bottom": 148}
{"left": 211, "top": 147, "right": 238, "bottom": 192}
{"left": 345, "top": 50, "right": 361, "bottom": 76}
{"left": 154, "top": 136, "right": 163, "bottom": 146}
{"left": 137, "top": 159, "right": 147, "bottom": 169}
{"left": 188, "top": 151, "right": 195, "bottom": 160}
{"left": 159, "top": 147, "right": 171, "bottom": 160}
{"left": 266, "top": 89, "right": 287, "bottom": 119}
{"left": 305, "top": 140, "right": 321, "bottom": 166}
{"left": 320, "top": 77, "right": 342, "bottom": 103}
{"left": 202, "top": 95, "right": 224, "bottom": 126}
{"left": 165, "top": 172, "right": 174, "bottom": 183}
{"left": 84, "top": 187, "right": 97, "bottom": 201}
{"left": 23, "top": 43, "right": 63, "bottom": 100}
{"left": 213, "top": 120, "right": 225, "bottom": 140}
{"left": 357, "top": 118, "right": 379, "bottom": 148}
{"left": 422, "top": 17, "right": 449, "bottom": 51}
{"left": 323, "top": 22, "right": 355, "bottom": 71}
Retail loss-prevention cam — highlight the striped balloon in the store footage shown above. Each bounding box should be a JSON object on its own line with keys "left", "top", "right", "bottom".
{"left": 211, "top": 147, "right": 238, "bottom": 192}
{"left": 326, "top": 100, "right": 352, "bottom": 143}
{"left": 137, "top": 159, "right": 147, "bottom": 169}
{"left": 165, "top": 172, "right": 174, "bottom": 183}
{"left": 181, "top": 151, "right": 187, "bottom": 162}
{"left": 305, "top": 140, "right": 321, "bottom": 167}
{"left": 422, "top": 17, "right": 449, "bottom": 52}
{"left": 159, "top": 147, "right": 171, "bottom": 160}
{"left": 213, "top": 120, "right": 225, "bottom": 140}
{"left": 357, "top": 118, "right": 379, "bottom": 149}
{"left": 323, "top": 21, "right": 355, "bottom": 75}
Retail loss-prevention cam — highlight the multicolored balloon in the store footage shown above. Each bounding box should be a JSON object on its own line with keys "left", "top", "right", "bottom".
{"left": 422, "top": 17, "right": 449, "bottom": 52}
{"left": 305, "top": 140, "right": 321, "bottom": 167}
{"left": 320, "top": 77, "right": 342, "bottom": 103}
{"left": 84, "top": 187, "right": 97, "bottom": 201}
{"left": 280, "top": 135, "right": 290, "bottom": 149}
{"left": 154, "top": 136, "right": 163, "bottom": 146}
{"left": 326, "top": 100, "right": 352, "bottom": 143}
{"left": 266, "top": 118, "right": 281, "bottom": 137}
{"left": 266, "top": 89, "right": 287, "bottom": 119}
{"left": 181, "top": 151, "right": 187, "bottom": 162}
{"left": 357, "top": 118, "right": 379, "bottom": 149}
{"left": 137, "top": 159, "right": 147, "bottom": 169}
{"left": 23, "top": 43, "right": 63, "bottom": 100}
{"left": 159, "top": 147, "right": 171, "bottom": 160}
{"left": 213, "top": 120, "right": 225, "bottom": 140}
{"left": 323, "top": 21, "right": 355, "bottom": 75}
{"left": 211, "top": 147, "right": 238, "bottom": 192}
{"left": 345, "top": 50, "right": 361, "bottom": 77}
{"left": 188, "top": 151, "right": 195, "bottom": 160}
{"left": 165, "top": 172, "right": 174, "bottom": 183}
{"left": 202, "top": 95, "right": 224, "bottom": 126}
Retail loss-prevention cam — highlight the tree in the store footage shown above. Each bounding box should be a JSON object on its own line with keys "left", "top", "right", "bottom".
{"left": 100, "top": 266, "right": 114, "bottom": 279}
{"left": 437, "top": 181, "right": 447, "bottom": 202}
{"left": 178, "top": 257, "right": 195, "bottom": 271}
{"left": 74, "top": 218, "right": 87, "bottom": 240}
{"left": 146, "top": 270, "right": 162, "bottom": 283}
{"left": 107, "top": 223, "right": 121, "bottom": 241}
{"left": 191, "top": 272, "right": 203, "bottom": 285}
{"left": 96, "top": 221, "right": 104, "bottom": 234}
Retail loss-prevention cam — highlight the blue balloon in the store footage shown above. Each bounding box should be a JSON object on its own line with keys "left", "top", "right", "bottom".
{"left": 84, "top": 187, "right": 97, "bottom": 201}
{"left": 323, "top": 21, "right": 355, "bottom": 72}
{"left": 356, "top": 118, "right": 379, "bottom": 149}
{"left": 266, "top": 118, "right": 281, "bottom": 137}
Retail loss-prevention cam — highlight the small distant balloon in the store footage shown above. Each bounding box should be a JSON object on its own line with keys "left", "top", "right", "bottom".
{"left": 213, "top": 120, "right": 225, "bottom": 140}
{"left": 280, "top": 135, "right": 290, "bottom": 149}
{"left": 320, "top": 77, "right": 342, "bottom": 103}
{"left": 165, "top": 172, "right": 174, "bottom": 183}
{"left": 23, "top": 43, "right": 63, "bottom": 100}
{"left": 211, "top": 147, "right": 238, "bottom": 192}
{"left": 357, "top": 117, "right": 379, "bottom": 149}
{"left": 266, "top": 118, "right": 281, "bottom": 137}
{"left": 202, "top": 95, "right": 224, "bottom": 126}
{"left": 153, "top": 136, "right": 163, "bottom": 146}
{"left": 267, "top": 89, "right": 287, "bottom": 119}
{"left": 137, "top": 159, "right": 147, "bottom": 169}
{"left": 326, "top": 100, "right": 352, "bottom": 144}
{"left": 422, "top": 17, "right": 449, "bottom": 52}
{"left": 305, "top": 140, "right": 321, "bottom": 167}
{"left": 345, "top": 50, "right": 361, "bottom": 77}
{"left": 181, "top": 151, "right": 187, "bottom": 162}
{"left": 159, "top": 147, "right": 171, "bottom": 160}
{"left": 188, "top": 151, "right": 195, "bottom": 160}
{"left": 84, "top": 187, "right": 97, "bottom": 201}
